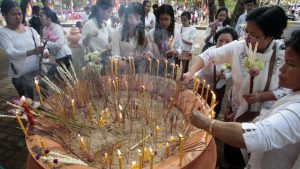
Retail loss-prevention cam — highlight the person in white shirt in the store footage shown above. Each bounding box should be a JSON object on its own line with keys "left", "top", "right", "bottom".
{"left": 111, "top": 2, "right": 150, "bottom": 73}
{"left": 183, "top": 6, "right": 288, "bottom": 168}
{"left": 189, "top": 30, "right": 300, "bottom": 169}
{"left": 40, "top": 7, "right": 72, "bottom": 69}
{"left": 143, "top": 0, "right": 156, "bottom": 31}
{"left": 202, "top": 6, "right": 231, "bottom": 52}
{"left": 177, "top": 11, "right": 196, "bottom": 73}
{"left": 79, "top": 0, "right": 113, "bottom": 67}
{"left": 148, "top": 4, "right": 181, "bottom": 78}
{"left": 0, "top": 0, "right": 44, "bottom": 99}
{"left": 235, "top": 0, "right": 256, "bottom": 38}
{"left": 197, "top": 27, "right": 238, "bottom": 118}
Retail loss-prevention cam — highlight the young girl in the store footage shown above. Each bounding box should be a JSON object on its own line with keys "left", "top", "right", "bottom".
{"left": 148, "top": 4, "right": 181, "bottom": 77}
{"left": 143, "top": 0, "right": 156, "bottom": 31}
{"left": 178, "top": 11, "right": 197, "bottom": 73}
{"left": 111, "top": 2, "right": 149, "bottom": 73}
{"left": 40, "top": 7, "right": 72, "bottom": 69}
{"left": 202, "top": 6, "right": 230, "bottom": 52}
{"left": 79, "top": 0, "right": 113, "bottom": 66}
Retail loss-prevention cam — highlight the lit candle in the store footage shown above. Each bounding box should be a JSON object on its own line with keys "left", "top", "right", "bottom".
{"left": 98, "top": 116, "right": 105, "bottom": 128}
{"left": 114, "top": 58, "right": 118, "bottom": 76}
{"left": 16, "top": 113, "right": 28, "bottom": 139}
{"left": 129, "top": 57, "right": 132, "bottom": 74}
{"left": 125, "top": 81, "right": 129, "bottom": 98}
{"left": 169, "top": 135, "right": 176, "bottom": 142}
{"left": 71, "top": 99, "right": 76, "bottom": 120}
{"left": 175, "top": 64, "right": 180, "bottom": 80}
{"left": 171, "top": 63, "right": 175, "bottom": 80}
{"left": 156, "top": 59, "right": 159, "bottom": 76}
{"left": 110, "top": 57, "right": 114, "bottom": 75}
{"left": 131, "top": 161, "right": 138, "bottom": 169}
{"left": 149, "top": 148, "right": 154, "bottom": 169}
{"left": 117, "top": 149, "right": 123, "bottom": 169}
{"left": 79, "top": 134, "right": 87, "bottom": 151}
{"left": 143, "top": 147, "right": 150, "bottom": 162}
{"left": 40, "top": 138, "right": 46, "bottom": 151}
{"left": 148, "top": 58, "right": 152, "bottom": 75}
{"left": 194, "top": 78, "right": 200, "bottom": 94}
{"left": 104, "top": 152, "right": 109, "bottom": 166}
{"left": 155, "top": 126, "right": 160, "bottom": 142}
{"left": 210, "top": 91, "right": 216, "bottom": 108}
{"left": 34, "top": 77, "right": 43, "bottom": 106}
{"left": 205, "top": 84, "right": 210, "bottom": 102}
{"left": 200, "top": 80, "right": 206, "bottom": 97}
{"left": 132, "top": 57, "right": 136, "bottom": 74}
{"left": 119, "top": 112, "right": 123, "bottom": 128}
{"left": 138, "top": 149, "right": 143, "bottom": 169}
{"left": 164, "top": 60, "right": 168, "bottom": 78}
{"left": 179, "top": 134, "right": 184, "bottom": 167}
{"left": 21, "top": 96, "right": 34, "bottom": 126}
{"left": 193, "top": 77, "right": 197, "bottom": 92}
{"left": 165, "top": 142, "right": 170, "bottom": 156}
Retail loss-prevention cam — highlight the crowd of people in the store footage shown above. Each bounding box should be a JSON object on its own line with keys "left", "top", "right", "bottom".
{"left": 0, "top": 0, "right": 299, "bottom": 168}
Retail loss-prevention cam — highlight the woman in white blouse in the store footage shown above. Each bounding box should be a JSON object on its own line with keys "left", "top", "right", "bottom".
{"left": 40, "top": 7, "right": 72, "bottom": 69}
{"left": 79, "top": 0, "right": 113, "bottom": 67}
{"left": 143, "top": 0, "right": 156, "bottom": 31}
{"left": 111, "top": 2, "right": 149, "bottom": 73}
{"left": 184, "top": 6, "right": 288, "bottom": 168}
{"left": 189, "top": 30, "right": 300, "bottom": 169}
{"left": 178, "top": 11, "right": 197, "bottom": 73}
{"left": 0, "top": 0, "right": 44, "bottom": 99}
{"left": 148, "top": 4, "right": 181, "bottom": 77}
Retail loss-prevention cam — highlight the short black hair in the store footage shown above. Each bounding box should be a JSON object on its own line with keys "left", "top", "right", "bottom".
{"left": 244, "top": 0, "right": 256, "bottom": 5}
{"left": 1, "top": 0, "right": 18, "bottom": 15}
{"left": 152, "top": 4, "right": 158, "bottom": 9}
{"left": 32, "top": 5, "right": 40, "bottom": 16}
{"left": 285, "top": 30, "right": 300, "bottom": 57}
{"left": 214, "top": 27, "right": 238, "bottom": 43}
{"left": 118, "top": 5, "right": 126, "bottom": 17}
{"left": 41, "top": 7, "right": 60, "bottom": 25}
{"left": 246, "top": 6, "right": 287, "bottom": 39}
{"left": 181, "top": 11, "right": 191, "bottom": 20}
{"left": 143, "top": 0, "right": 151, "bottom": 7}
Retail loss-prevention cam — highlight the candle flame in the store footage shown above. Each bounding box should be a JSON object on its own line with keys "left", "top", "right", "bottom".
{"left": 71, "top": 99, "right": 75, "bottom": 104}
{"left": 149, "top": 148, "right": 153, "bottom": 153}
{"left": 179, "top": 134, "right": 183, "bottom": 138}
{"left": 138, "top": 149, "right": 141, "bottom": 153}
{"left": 105, "top": 153, "right": 108, "bottom": 158}
{"left": 166, "top": 142, "right": 169, "bottom": 146}
{"left": 21, "top": 96, "right": 26, "bottom": 101}
{"left": 119, "top": 104, "right": 123, "bottom": 111}
{"left": 78, "top": 134, "right": 80, "bottom": 137}
{"left": 132, "top": 161, "right": 137, "bottom": 165}
{"left": 117, "top": 149, "right": 122, "bottom": 155}
{"left": 34, "top": 77, "right": 39, "bottom": 84}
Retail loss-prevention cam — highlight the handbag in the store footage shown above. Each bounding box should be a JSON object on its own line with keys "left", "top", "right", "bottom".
{"left": 224, "top": 45, "right": 277, "bottom": 122}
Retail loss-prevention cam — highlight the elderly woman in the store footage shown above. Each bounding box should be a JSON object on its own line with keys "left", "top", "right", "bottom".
{"left": 190, "top": 30, "right": 300, "bottom": 169}
{"left": 0, "top": 0, "right": 44, "bottom": 99}
{"left": 183, "top": 6, "right": 289, "bottom": 167}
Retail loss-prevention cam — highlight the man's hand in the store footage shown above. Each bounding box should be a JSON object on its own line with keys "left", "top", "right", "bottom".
{"left": 243, "top": 92, "right": 261, "bottom": 104}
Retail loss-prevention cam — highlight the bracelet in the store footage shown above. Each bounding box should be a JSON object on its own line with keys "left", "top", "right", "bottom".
{"left": 208, "top": 119, "right": 217, "bottom": 135}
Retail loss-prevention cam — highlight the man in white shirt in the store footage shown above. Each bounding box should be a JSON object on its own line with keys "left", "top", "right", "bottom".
{"left": 235, "top": 0, "right": 256, "bottom": 37}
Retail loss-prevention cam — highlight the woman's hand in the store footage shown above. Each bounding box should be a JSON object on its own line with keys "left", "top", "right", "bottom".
{"left": 166, "top": 49, "right": 178, "bottom": 57}
{"left": 182, "top": 71, "right": 193, "bottom": 84}
{"left": 243, "top": 92, "right": 261, "bottom": 104}
{"left": 189, "top": 111, "right": 211, "bottom": 130}
{"left": 27, "top": 46, "right": 44, "bottom": 56}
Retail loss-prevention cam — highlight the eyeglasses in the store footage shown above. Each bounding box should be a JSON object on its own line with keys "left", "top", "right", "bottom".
{"left": 243, "top": 32, "right": 260, "bottom": 42}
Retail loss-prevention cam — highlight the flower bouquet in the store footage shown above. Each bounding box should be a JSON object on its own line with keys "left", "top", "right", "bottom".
{"left": 243, "top": 42, "right": 265, "bottom": 111}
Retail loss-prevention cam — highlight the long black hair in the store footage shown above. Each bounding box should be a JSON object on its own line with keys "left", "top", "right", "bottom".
{"left": 89, "top": 0, "right": 113, "bottom": 28}
{"left": 41, "top": 7, "right": 60, "bottom": 25}
{"left": 215, "top": 6, "right": 231, "bottom": 26}
{"left": 121, "top": 2, "right": 146, "bottom": 46}
{"left": 154, "top": 4, "right": 175, "bottom": 49}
